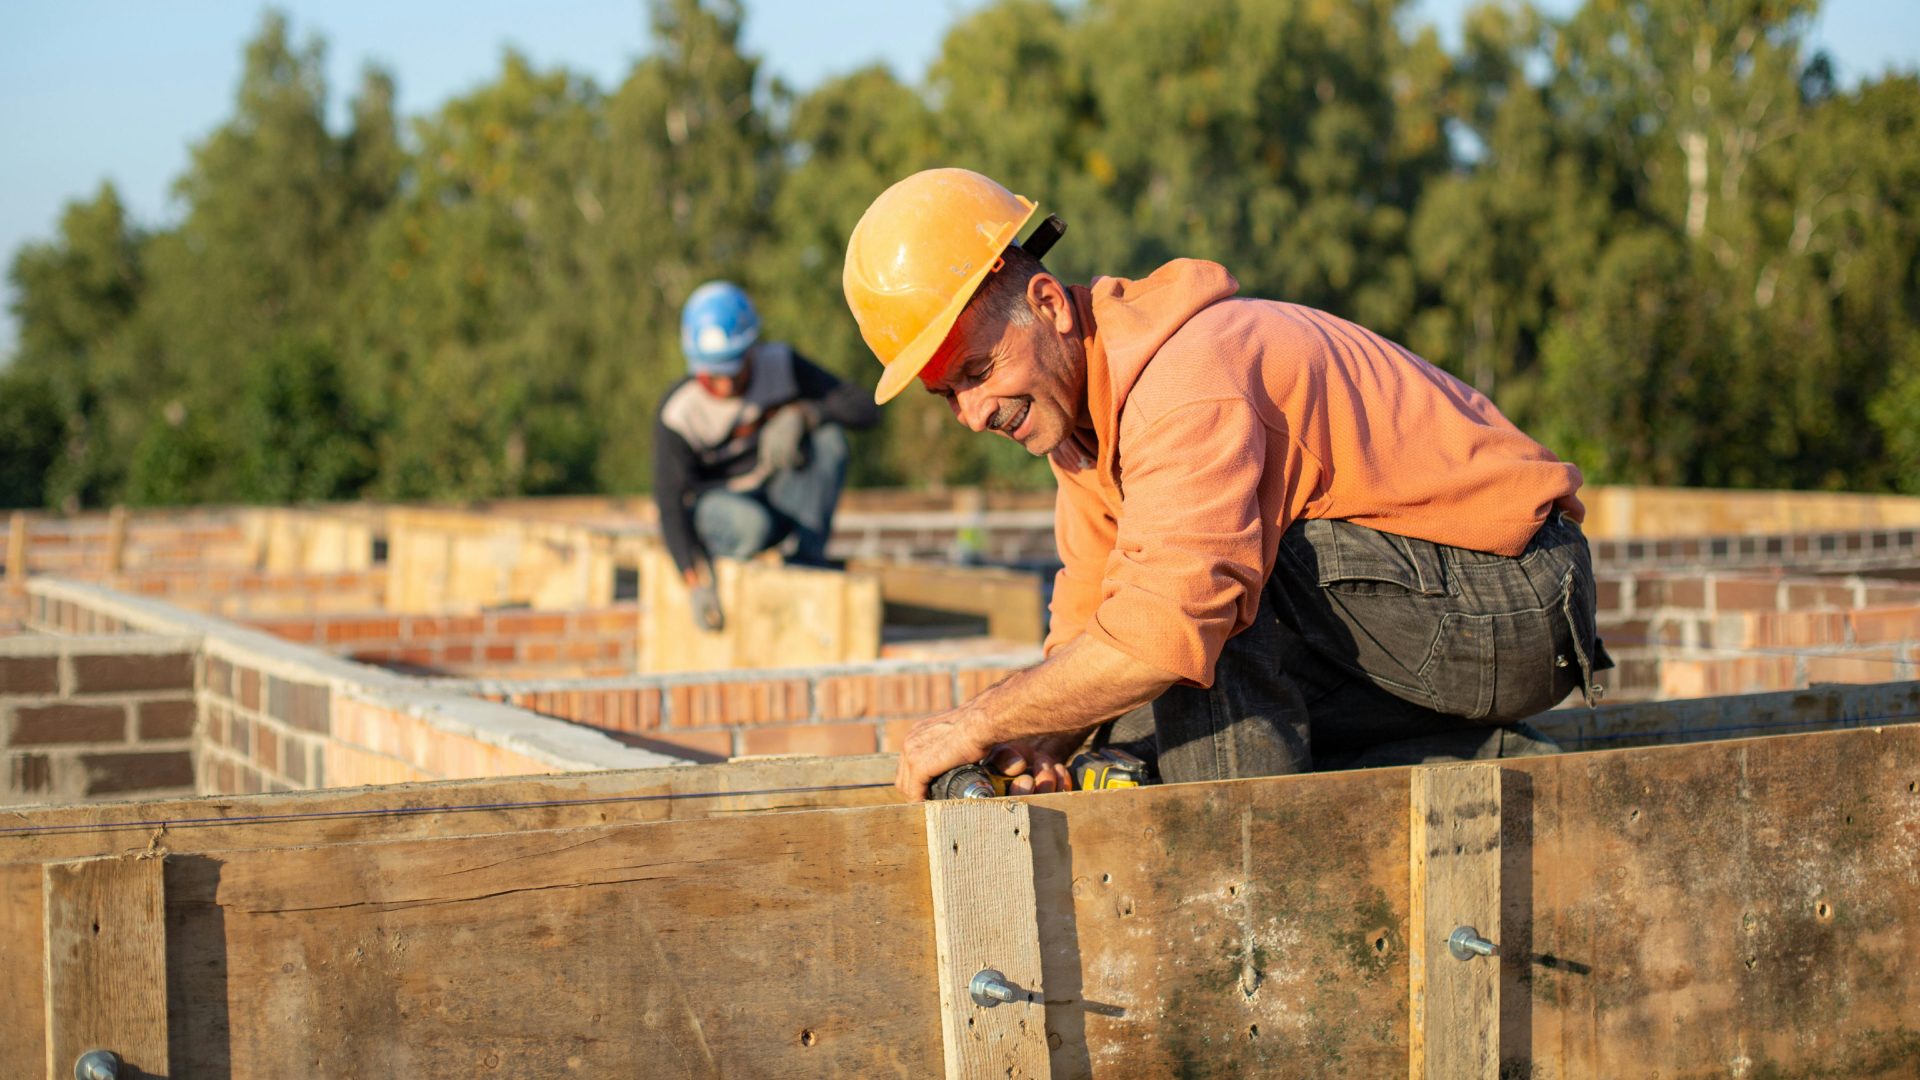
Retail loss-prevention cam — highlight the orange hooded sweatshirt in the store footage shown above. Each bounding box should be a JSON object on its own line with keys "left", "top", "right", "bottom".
{"left": 1045, "top": 260, "right": 1584, "bottom": 687}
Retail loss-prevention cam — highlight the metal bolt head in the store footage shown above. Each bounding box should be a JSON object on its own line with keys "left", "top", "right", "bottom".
{"left": 1448, "top": 925, "right": 1498, "bottom": 961}
{"left": 75, "top": 1049, "right": 121, "bottom": 1080}
{"left": 969, "top": 968, "right": 1018, "bottom": 1008}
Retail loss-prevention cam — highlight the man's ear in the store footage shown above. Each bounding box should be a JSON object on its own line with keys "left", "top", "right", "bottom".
{"left": 1027, "top": 274, "right": 1075, "bottom": 335}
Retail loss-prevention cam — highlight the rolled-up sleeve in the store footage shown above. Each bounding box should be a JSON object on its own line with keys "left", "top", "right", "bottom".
{"left": 1085, "top": 399, "right": 1270, "bottom": 686}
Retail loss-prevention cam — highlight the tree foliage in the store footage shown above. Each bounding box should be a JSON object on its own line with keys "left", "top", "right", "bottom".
{"left": 6, "top": 0, "right": 1917, "bottom": 507}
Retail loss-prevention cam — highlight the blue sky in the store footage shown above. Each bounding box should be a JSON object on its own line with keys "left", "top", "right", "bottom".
{"left": 3, "top": 0, "right": 1916, "bottom": 356}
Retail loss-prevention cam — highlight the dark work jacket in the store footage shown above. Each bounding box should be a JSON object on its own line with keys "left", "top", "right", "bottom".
{"left": 652, "top": 343, "right": 879, "bottom": 575}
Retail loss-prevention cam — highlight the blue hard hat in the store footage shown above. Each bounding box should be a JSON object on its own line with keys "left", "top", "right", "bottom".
{"left": 680, "top": 281, "right": 760, "bottom": 375}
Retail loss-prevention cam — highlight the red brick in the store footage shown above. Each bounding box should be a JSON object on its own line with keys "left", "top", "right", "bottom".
{"left": 740, "top": 722, "right": 879, "bottom": 758}
{"left": 1712, "top": 579, "right": 1780, "bottom": 612}
{"left": 254, "top": 722, "right": 281, "bottom": 773}
{"left": 496, "top": 612, "right": 567, "bottom": 635}
{"left": 1805, "top": 652, "right": 1899, "bottom": 685}
{"left": 271, "top": 622, "right": 319, "bottom": 643}
{"left": 12, "top": 703, "right": 126, "bottom": 745}
{"left": 443, "top": 643, "right": 476, "bottom": 664}
{"left": 879, "top": 717, "right": 921, "bottom": 752}
{"left": 483, "top": 643, "right": 517, "bottom": 662}
{"left": 1786, "top": 583, "right": 1857, "bottom": 610}
{"left": 956, "top": 668, "right": 1016, "bottom": 703}
{"left": 668, "top": 679, "right": 811, "bottom": 728}
{"left": 10, "top": 753, "right": 52, "bottom": 794}
{"left": 81, "top": 749, "right": 194, "bottom": 795}
{"left": 817, "top": 673, "right": 954, "bottom": 720}
{"left": 138, "top": 699, "right": 197, "bottom": 740}
{"left": 1848, "top": 607, "right": 1920, "bottom": 646}
{"left": 70, "top": 652, "right": 193, "bottom": 693}
{"left": 1634, "top": 577, "right": 1706, "bottom": 611}
{"left": 1593, "top": 578, "right": 1624, "bottom": 616}
{"left": 284, "top": 740, "right": 309, "bottom": 785}
{"left": 0, "top": 656, "right": 59, "bottom": 694}
{"left": 237, "top": 667, "right": 261, "bottom": 710}
{"left": 643, "top": 729, "right": 735, "bottom": 758}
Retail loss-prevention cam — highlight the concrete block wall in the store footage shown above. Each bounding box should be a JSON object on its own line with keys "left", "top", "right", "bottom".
{"left": 25, "top": 579, "right": 683, "bottom": 801}
{"left": 1594, "top": 570, "right": 1920, "bottom": 703}
{"left": 470, "top": 653, "right": 1041, "bottom": 762}
{"left": 1, "top": 634, "right": 199, "bottom": 805}
{"left": 244, "top": 604, "right": 638, "bottom": 678}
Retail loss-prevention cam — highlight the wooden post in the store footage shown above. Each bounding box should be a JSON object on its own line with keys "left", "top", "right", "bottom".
{"left": 1409, "top": 763, "right": 1501, "bottom": 1080}
{"left": 105, "top": 506, "right": 128, "bottom": 577}
{"left": 924, "top": 799, "right": 1050, "bottom": 1080}
{"left": 7, "top": 511, "right": 26, "bottom": 595}
{"left": 42, "top": 856, "right": 169, "bottom": 1079}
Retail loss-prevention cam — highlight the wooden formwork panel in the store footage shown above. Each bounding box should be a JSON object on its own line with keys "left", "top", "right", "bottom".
{"left": 3, "top": 726, "right": 1917, "bottom": 1077}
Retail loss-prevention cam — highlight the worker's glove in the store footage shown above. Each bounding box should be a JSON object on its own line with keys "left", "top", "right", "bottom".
{"left": 690, "top": 580, "right": 724, "bottom": 632}
{"left": 756, "top": 403, "right": 819, "bottom": 476}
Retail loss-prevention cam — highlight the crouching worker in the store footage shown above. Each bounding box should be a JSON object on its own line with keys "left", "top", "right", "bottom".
{"left": 841, "top": 170, "right": 1611, "bottom": 800}
{"left": 653, "top": 281, "right": 880, "bottom": 631}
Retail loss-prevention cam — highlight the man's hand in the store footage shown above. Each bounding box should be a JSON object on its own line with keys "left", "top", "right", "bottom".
{"left": 895, "top": 707, "right": 996, "bottom": 802}
{"left": 683, "top": 565, "right": 724, "bottom": 632}
{"left": 986, "top": 727, "right": 1096, "bottom": 795}
{"left": 757, "top": 403, "right": 819, "bottom": 475}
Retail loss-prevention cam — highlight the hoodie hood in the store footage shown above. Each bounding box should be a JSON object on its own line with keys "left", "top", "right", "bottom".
{"left": 1068, "top": 259, "right": 1240, "bottom": 483}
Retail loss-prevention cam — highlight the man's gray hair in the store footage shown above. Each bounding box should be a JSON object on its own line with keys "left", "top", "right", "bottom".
{"left": 965, "top": 243, "right": 1048, "bottom": 330}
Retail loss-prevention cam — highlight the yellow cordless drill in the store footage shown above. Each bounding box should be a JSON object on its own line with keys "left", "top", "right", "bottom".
{"left": 929, "top": 747, "right": 1152, "bottom": 800}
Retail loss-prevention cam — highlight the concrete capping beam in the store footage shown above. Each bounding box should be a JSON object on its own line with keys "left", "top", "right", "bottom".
{"left": 28, "top": 578, "right": 688, "bottom": 774}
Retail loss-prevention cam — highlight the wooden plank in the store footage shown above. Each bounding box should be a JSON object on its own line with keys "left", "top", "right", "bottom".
{"left": 1409, "top": 763, "right": 1500, "bottom": 1080}
{"left": 105, "top": 506, "right": 128, "bottom": 576}
{"left": 1509, "top": 725, "right": 1920, "bottom": 1077}
{"left": 43, "top": 855, "right": 168, "bottom": 1079}
{"left": 7, "top": 510, "right": 26, "bottom": 593}
{"left": 0, "top": 753, "right": 900, "bottom": 864}
{"left": 0, "top": 863, "right": 46, "bottom": 1070}
{"left": 162, "top": 807, "right": 944, "bottom": 1077}
{"left": 641, "top": 546, "right": 883, "bottom": 673}
{"left": 851, "top": 558, "right": 1047, "bottom": 645}
{"left": 1030, "top": 761, "right": 1415, "bottom": 1078}
{"left": 924, "top": 799, "right": 1050, "bottom": 1079}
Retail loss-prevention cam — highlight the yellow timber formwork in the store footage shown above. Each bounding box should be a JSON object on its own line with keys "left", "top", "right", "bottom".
{"left": 3, "top": 722, "right": 1918, "bottom": 1079}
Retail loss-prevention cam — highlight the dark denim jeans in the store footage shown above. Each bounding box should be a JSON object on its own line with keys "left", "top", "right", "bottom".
{"left": 692, "top": 423, "right": 849, "bottom": 566}
{"left": 1122, "top": 512, "right": 1609, "bottom": 783}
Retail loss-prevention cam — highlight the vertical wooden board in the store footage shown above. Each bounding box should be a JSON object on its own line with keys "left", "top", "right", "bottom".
{"left": 6, "top": 510, "right": 26, "bottom": 590}
{"left": 43, "top": 855, "right": 168, "bottom": 1079}
{"left": 1030, "top": 766, "right": 1414, "bottom": 1079}
{"left": 163, "top": 806, "right": 944, "bottom": 1077}
{"left": 0, "top": 863, "right": 46, "bottom": 1070}
{"left": 1510, "top": 725, "right": 1920, "bottom": 1077}
{"left": 924, "top": 799, "right": 1050, "bottom": 1079}
{"left": 1409, "top": 764, "right": 1500, "bottom": 1080}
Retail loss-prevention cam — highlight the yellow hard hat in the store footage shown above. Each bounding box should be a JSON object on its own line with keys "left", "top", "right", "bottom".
{"left": 843, "top": 168, "right": 1040, "bottom": 404}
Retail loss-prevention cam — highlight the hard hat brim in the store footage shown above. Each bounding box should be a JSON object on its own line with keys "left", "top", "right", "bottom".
{"left": 871, "top": 201, "right": 1039, "bottom": 405}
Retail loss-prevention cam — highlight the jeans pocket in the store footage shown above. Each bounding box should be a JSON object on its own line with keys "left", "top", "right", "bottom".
{"left": 1284, "top": 519, "right": 1450, "bottom": 596}
{"left": 1419, "top": 612, "right": 1494, "bottom": 720}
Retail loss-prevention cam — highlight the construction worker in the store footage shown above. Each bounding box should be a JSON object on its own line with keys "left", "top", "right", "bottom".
{"left": 843, "top": 169, "right": 1610, "bottom": 800}
{"left": 654, "top": 281, "right": 879, "bottom": 631}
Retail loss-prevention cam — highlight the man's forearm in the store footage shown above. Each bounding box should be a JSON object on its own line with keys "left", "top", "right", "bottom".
{"left": 968, "top": 635, "right": 1179, "bottom": 745}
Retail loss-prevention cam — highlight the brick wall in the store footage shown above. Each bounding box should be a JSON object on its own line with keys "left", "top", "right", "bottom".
{"left": 2, "top": 634, "right": 198, "bottom": 805}
{"left": 244, "top": 604, "right": 638, "bottom": 678}
{"left": 195, "top": 654, "right": 565, "bottom": 794}
{"left": 1594, "top": 570, "right": 1920, "bottom": 703}
{"left": 476, "top": 654, "right": 1039, "bottom": 761}
{"left": 26, "top": 578, "right": 683, "bottom": 803}
{"left": 114, "top": 568, "right": 388, "bottom": 617}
